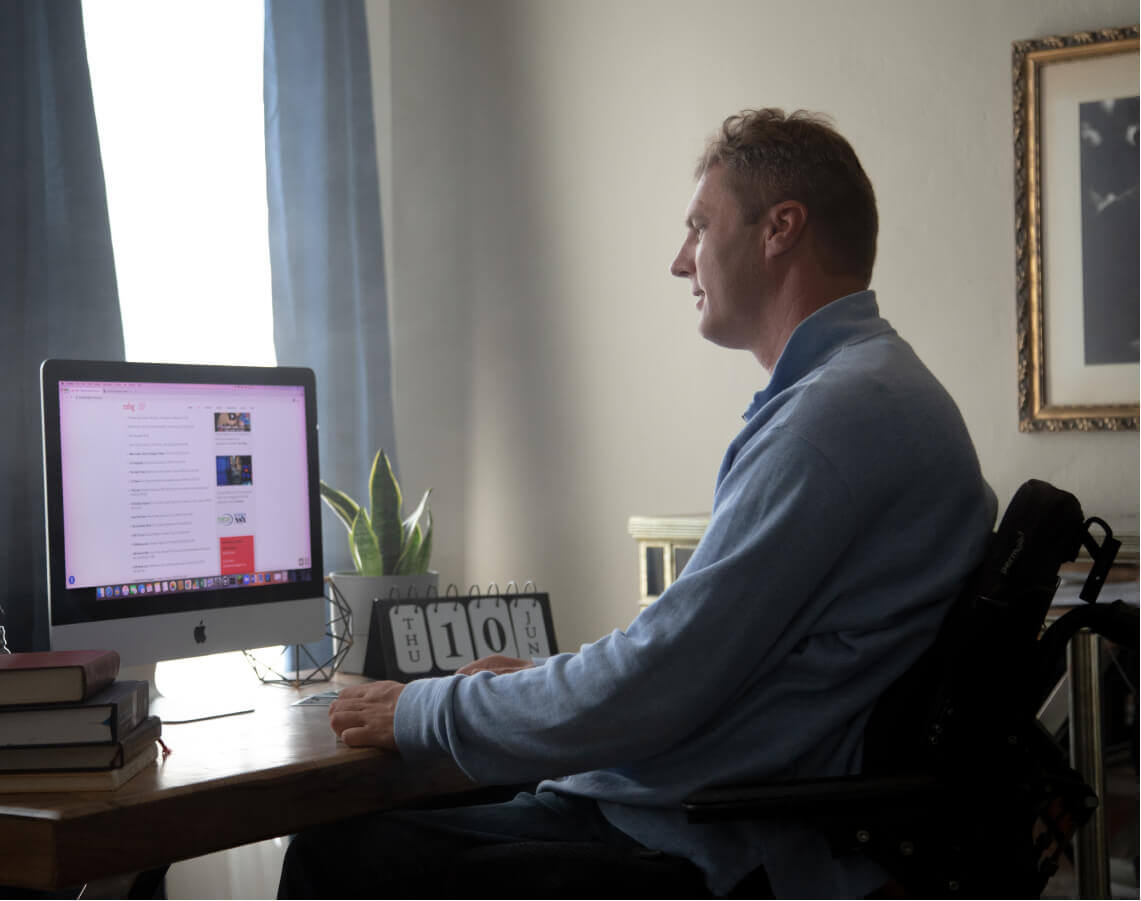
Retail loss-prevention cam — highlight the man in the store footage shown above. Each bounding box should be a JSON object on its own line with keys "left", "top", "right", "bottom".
{"left": 280, "top": 109, "right": 996, "bottom": 898}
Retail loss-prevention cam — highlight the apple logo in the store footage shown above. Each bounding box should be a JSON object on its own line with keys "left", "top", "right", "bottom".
{"left": 194, "top": 620, "right": 207, "bottom": 644}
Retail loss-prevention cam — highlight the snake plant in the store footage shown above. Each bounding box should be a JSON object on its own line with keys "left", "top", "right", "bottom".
{"left": 319, "top": 449, "right": 432, "bottom": 576}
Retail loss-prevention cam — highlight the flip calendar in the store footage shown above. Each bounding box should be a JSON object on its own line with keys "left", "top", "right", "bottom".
{"left": 362, "top": 590, "right": 558, "bottom": 681}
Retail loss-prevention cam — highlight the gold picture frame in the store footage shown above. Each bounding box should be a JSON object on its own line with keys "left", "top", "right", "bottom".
{"left": 1012, "top": 26, "right": 1140, "bottom": 432}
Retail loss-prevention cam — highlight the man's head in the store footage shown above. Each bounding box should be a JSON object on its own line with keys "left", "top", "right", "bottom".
{"left": 670, "top": 108, "right": 877, "bottom": 367}
{"left": 695, "top": 108, "right": 878, "bottom": 285}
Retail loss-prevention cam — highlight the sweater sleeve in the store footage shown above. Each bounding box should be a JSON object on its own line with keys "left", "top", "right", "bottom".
{"left": 393, "top": 426, "right": 858, "bottom": 785}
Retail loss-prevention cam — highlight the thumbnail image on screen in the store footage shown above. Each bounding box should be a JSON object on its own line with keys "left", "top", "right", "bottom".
{"left": 214, "top": 411, "right": 252, "bottom": 432}
{"left": 216, "top": 455, "right": 253, "bottom": 486}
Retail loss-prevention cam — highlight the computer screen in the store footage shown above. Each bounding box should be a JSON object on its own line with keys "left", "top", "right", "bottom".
{"left": 40, "top": 359, "right": 326, "bottom": 673}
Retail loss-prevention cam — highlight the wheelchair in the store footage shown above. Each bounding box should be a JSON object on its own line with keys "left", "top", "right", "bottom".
{"left": 684, "top": 479, "right": 1138, "bottom": 898}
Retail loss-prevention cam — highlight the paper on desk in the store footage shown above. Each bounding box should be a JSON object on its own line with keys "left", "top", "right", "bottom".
{"left": 292, "top": 690, "right": 340, "bottom": 707}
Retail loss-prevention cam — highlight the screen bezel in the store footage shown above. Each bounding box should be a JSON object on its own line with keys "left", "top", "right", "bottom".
{"left": 41, "top": 358, "right": 324, "bottom": 629}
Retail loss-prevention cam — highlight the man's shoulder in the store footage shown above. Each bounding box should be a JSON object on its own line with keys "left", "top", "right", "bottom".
{"left": 777, "top": 330, "right": 941, "bottom": 423}
{"left": 755, "top": 331, "right": 976, "bottom": 476}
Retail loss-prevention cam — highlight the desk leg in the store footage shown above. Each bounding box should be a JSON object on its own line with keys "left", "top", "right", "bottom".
{"left": 1068, "top": 629, "right": 1109, "bottom": 899}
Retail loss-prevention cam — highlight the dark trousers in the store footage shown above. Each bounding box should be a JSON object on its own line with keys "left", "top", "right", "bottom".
{"left": 278, "top": 790, "right": 773, "bottom": 899}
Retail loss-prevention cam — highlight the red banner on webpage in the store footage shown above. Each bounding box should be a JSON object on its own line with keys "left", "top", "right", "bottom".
{"left": 220, "top": 535, "right": 254, "bottom": 574}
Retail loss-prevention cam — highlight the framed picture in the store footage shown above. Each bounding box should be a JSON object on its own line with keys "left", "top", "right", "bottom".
{"left": 1012, "top": 26, "right": 1139, "bottom": 431}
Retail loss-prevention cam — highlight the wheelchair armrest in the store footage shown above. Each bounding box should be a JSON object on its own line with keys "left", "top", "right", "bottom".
{"left": 683, "top": 772, "right": 948, "bottom": 823}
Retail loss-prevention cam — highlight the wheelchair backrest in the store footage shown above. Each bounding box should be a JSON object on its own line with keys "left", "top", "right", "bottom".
{"left": 861, "top": 479, "right": 1090, "bottom": 775}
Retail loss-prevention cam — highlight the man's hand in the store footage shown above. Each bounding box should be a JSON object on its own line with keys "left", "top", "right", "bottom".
{"left": 329, "top": 680, "right": 405, "bottom": 749}
{"left": 328, "top": 657, "right": 532, "bottom": 747}
{"left": 455, "top": 654, "right": 533, "bottom": 676}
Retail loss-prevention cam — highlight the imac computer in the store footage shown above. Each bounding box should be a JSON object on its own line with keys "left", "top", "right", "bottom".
{"left": 40, "top": 359, "right": 326, "bottom": 717}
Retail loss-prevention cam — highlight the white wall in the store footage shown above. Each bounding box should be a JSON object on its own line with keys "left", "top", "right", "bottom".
{"left": 376, "top": 0, "right": 1140, "bottom": 651}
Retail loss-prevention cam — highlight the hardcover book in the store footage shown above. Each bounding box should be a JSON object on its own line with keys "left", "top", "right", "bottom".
{"left": 0, "top": 741, "right": 158, "bottom": 792}
{"left": 0, "top": 680, "right": 148, "bottom": 747}
{"left": 0, "top": 716, "right": 161, "bottom": 772}
{"left": 0, "top": 650, "right": 120, "bottom": 706}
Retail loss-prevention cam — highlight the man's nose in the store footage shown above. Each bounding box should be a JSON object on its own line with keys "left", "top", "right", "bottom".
{"left": 670, "top": 242, "right": 692, "bottom": 279}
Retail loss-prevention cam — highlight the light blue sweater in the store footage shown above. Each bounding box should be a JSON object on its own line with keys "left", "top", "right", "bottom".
{"left": 395, "top": 291, "right": 997, "bottom": 897}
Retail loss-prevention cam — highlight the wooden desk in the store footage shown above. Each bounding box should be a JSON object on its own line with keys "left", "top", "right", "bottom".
{"left": 0, "top": 678, "right": 475, "bottom": 891}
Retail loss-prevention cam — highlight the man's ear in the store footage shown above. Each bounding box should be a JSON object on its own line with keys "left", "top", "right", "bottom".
{"left": 763, "top": 200, "right": 809, "bottom": 258}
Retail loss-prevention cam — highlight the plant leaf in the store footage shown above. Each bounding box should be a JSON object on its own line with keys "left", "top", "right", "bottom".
{"left": 350, "top": 508, "right": 384, "bottom": 577}
{"left": 410, "top": 510, "right": 433, "bottom": 574}
{"left": 402, "top": 489, "right": 432, "bottom": 546}
{"left": 369, "top": 450, "right": 403, "bottom": 576}
{"left": 319, "top": 481, "right": 359, "bottom": 533}
{"left": 395, "top": 525, "right": 422, "bottom": 576}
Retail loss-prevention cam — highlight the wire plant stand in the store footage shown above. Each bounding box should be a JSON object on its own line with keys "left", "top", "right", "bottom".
{"left": 243, "top": 577, "right": 352, "bottom": 686}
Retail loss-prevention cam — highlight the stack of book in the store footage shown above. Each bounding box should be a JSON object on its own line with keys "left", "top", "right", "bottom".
{"left": 0, "top": 650, "right": 160, "bottom": 792}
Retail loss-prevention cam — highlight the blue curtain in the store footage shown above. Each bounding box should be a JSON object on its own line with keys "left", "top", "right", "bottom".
{"left": 264, "top": 0, "right": 397, "bottom": 584}
{"left": 0, "top": 1, "right": 125, "bottom": 652}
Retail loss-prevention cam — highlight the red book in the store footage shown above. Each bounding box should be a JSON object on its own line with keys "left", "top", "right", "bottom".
{"left": 0, "top": 650, "right": 120, "bottom": 706}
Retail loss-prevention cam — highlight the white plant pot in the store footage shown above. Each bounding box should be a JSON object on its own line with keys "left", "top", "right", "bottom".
{"left": 330, "top": 571, "right": 439, "bottom": 675}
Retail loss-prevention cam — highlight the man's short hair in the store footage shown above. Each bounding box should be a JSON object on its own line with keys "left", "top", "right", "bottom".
{"left": 697, "top": 108, "right": 878, "bottom": 285}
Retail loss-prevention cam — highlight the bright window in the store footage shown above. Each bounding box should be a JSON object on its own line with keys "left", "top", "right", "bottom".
{"left": 83, "top": 0, "right": 276, "bottom": 367}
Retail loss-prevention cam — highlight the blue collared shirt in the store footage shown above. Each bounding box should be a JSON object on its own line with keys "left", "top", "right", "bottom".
{"left": 396, "top": 291, "right": 997, "bottom": 896}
